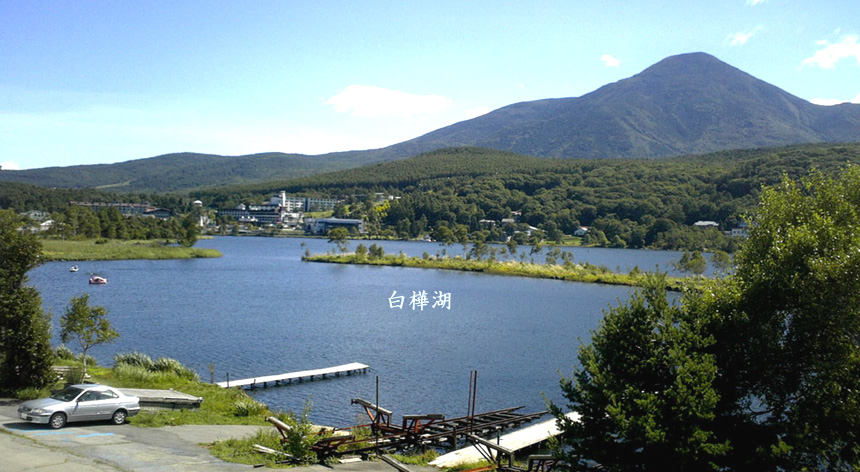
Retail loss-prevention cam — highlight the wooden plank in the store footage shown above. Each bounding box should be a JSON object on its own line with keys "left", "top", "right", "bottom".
{"left": 216, "top": 362, "right": 369, "bottom": 388}
{"left": 429, "top": 413, "right": 580, "bottom": 468}
{"left": 351, "top": 397, "right": 394, "bottom": 416}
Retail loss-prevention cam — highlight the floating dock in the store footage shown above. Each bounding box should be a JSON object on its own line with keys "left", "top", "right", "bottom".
{"left": 429, "top": 412, "right": 580, "bottom": 468}
{"left": 118, "top": 388, "right": 204, "bottom": 410}
{"left": 215, "top": 362, "right": 369, "bottom": 389}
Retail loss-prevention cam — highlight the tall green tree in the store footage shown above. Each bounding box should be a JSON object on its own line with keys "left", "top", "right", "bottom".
{"left": 551, "top": 275, "right": 729, "bottom": 471}
{"left": 674, "top": 250, "right": 707, "bottom": 277}
{"left": 709, "top": 168, "right": 860, "bottom": 470}
{"left": 327, "top": 227, "right": 350, "bottom": 253}
{"left": 177, "top": 214, "right": 200, "bottom": 247}
{"left": 60, "top": 294, "right": 119, "bottom": 376}
{"left": 0, "top": 210, "right": 55, "bottom": 391}
{"left": 554, "top": 167, "right": 860, "bottom": 471}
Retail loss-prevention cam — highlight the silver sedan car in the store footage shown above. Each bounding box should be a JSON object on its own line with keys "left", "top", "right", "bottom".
{"left": 17, "top": 384, "right": 140, "bottom": 429}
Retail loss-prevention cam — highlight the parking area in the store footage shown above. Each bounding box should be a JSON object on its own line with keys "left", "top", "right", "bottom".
{"left": 0, "top": 398, "right": 439, "bottom": 472}
{"left": 0, "top": 398, "right": 258, "bottom": 471}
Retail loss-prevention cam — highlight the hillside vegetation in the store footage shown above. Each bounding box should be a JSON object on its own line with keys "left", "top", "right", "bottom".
{"left": 192, "top": 143, "right": 860, "bottom": 251}
{"left": 5, "top": 143, "right": 860, "bottom": 252}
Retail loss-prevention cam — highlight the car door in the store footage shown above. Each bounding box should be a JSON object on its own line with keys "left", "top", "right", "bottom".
{"left": 71, "top": 390, "right": 102, "bottom": 421}
{"left": 91, "top": 389, "right": 121, "bottom": 420}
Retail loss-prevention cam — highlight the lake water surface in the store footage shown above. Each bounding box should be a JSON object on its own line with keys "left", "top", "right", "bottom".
{"left": 28, "top": 237, "right": 690, "bottom": 426}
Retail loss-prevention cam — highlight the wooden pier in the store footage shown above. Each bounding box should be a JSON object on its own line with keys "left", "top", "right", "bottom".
{"left": 215, "top": 362, "right": 369, "bottom": 389}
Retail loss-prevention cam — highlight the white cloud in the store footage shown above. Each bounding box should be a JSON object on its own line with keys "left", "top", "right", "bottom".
{"left": 600, "top": 54, "right": 621, "bottom": 67}
{"left": 809, "top": 93, "right": 860, "bottom": 106}
{"left": 326, "top": 85, "right": 452, "bottom": 118}
{"left": 1, "top": 160, "right": 20, "bottom": 170}
{"left": 746, "top": 0, "right": 767, "bottom": 5}
{"left": 810, "top": 98, "right": 846, "bottom": 106}
{"left": 726, "top": 26, "right": 763, "bottom": 46}
{"left": 464, "top": 107, "right": 491, "bottom": 119}
{"left": 802, "top": 35, "right": 860, "bottom": 68}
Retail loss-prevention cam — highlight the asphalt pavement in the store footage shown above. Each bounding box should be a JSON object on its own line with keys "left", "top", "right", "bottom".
{"left": 1, "top": 397, "right": 262, "bottom": 471}
{"left": 0, "top": 398, "right": 437, "bottom": 472}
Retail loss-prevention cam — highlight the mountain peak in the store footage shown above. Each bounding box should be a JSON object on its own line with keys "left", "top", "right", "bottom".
{"left": 390, "top": 52, "right": 860, "bottom": 159}
{"left": 636, "top": 52, "right": 746, "bottom": 82}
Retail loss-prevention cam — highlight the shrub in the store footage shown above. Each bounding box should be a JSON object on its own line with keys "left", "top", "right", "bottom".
{"left": 15, "top": 387, "right": 49, "bottom": 400}
{"left": 232, "top": 398, "right": 267, "bottom": 417}
{"left": 76, "top": 353, "right": 97, "bottom": 367}
{"left": 153, "top": 357, "right": 199, "bottom": 381}
{"left": 64, "top": 366, "right": 86, "bottom": 385}
{"left": 54, "top": 345, "right": 76, "bottom": 360}
{"left": 152, "top": 356, "right": 184, "bottom": 373}
{"left": 114, "top": 351, "right": 154, "bottom": 370}
{"left": 276, "top": 404, "right": 319, "bottom": 464}
{"left": 210, "top": 429, "right": 286, "bottom": 466}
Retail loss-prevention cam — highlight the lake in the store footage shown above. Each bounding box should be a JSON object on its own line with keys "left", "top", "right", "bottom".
{"left": 28, "top": 237, "right": 693, "bottom": 426}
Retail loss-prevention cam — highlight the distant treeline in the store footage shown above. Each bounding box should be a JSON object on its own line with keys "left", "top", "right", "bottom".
{"left": 0, "top": 181, "right": 200, "bottom": 214}
{"left": 41, "top": 205, "right": 193, "bottom": 241}
{"left": 192, "top": 143, "right": 860, "bottom": 251}
{"left": 4, "top": 143, "right": 860, "bottom": 251}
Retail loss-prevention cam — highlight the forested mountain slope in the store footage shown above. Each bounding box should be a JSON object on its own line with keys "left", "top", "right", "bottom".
{"left": 389, "top": 52, "right": 860, "bottom": 159}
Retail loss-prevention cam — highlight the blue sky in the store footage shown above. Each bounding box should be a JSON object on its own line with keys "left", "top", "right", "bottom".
{"left": 2, "top": 1, "right": 858, "bottom": 170}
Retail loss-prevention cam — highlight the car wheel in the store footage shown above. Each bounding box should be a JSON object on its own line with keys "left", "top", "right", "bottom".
{"left": 111, "top": 409, "right": 127, "bottom": 425}
{"left": 49, "top": 412, "right": 66, "bottom": 429}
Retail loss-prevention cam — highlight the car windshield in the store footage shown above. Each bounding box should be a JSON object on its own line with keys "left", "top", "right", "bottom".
{"left": 50, "top": 386, "right": 84, "bottom": 402}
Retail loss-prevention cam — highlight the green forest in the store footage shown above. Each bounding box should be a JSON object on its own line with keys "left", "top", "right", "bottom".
{"left": 194, "top": 143, "right": 860, "bottom": 251}
{"left": 3, "top": 142, "right": 860, "bottom": 252}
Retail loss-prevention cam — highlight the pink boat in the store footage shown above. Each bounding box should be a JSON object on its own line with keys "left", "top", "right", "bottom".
{"left": 88, "top": 276, "right": 107, "bottom": 285}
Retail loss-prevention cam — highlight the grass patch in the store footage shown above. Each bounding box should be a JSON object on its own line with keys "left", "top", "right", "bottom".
{"left": 49, "top": 354, "right": 273, "bottom": 427}
{"left": 210, "top": 428, "right": 287, "bottom": 467}
{"left": 443, "top": 459, "right": 494, "bottom": 472}
{"left": 391, "top": 449, "right": 440, "bottom": 465}
{"left": 40, "top": 239, "right": 221, "bottom": 261}
{"left": 210, "top": 405, "right": 322, "bottom": 466}
{"left": 304, "top": 253, "right": 689, "bottom": 290}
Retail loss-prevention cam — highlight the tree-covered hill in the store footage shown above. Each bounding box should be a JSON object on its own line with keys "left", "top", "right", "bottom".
{"left": 0, "top": 151, "right": 398, "bottom": 194}
{"left": 6, "top": 143, "right": 860, "bottom": 251}
{"left": 198, "top": 143, "right": 860, "bottom": 203}
{"left": 187, "top": 143, "right": 860, "bottom": 251}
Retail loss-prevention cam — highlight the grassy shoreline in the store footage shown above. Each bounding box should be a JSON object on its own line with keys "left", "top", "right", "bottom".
{"left": 304, "top": 252, "right": 688, "bottom": 290}
{"left": 40, "top": 239, "right": 221, "bottom": 261}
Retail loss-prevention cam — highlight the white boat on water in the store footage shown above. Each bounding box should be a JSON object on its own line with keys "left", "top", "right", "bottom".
{"left": 88, "top": 276, "right": 107, "bottom": 285}
{"left": 69, "top": 266, "right": 79, "bottom": 272}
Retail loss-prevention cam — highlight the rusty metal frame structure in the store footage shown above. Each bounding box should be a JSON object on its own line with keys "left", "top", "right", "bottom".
{"left": 464, "top": 435, "right": 560, "bottom": 472}
{"left": 302, "top": 398, "right": 547, "bottom": 460}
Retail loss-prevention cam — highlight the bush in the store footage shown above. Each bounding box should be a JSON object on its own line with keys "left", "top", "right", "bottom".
{"left": 76, "top": 353, "right": 97, "bottom": 367}
{"left": 154, "top": 357, "right": 199, "bottom": 381}
{"left": 276, "top": 404, "right": 319, "bottom": 464}
{"left": 113, "top": 353, "right": 199, "bottom": 382}
{"left": 15, "top": 387, "right": 50, "bottom": 400}
{"left": 232, "top": 398, "right": 267, "bottom": 417}
{"left": 112, "top": 359, "right": 199, "bottom": 386}
{"left": 64, "top": 366, "right": 86, "bottom": 385}
{"left": 152, "top": 356, "right": 184, "bottom": 373}
{"left": 54, "top": 345, "right": 76, "bottom": 360}
{"left": 114, "top": 351, "right": 154, "bottom": 370}
{"left": 210, "top": 429, "right": 286, "bottom": 466}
